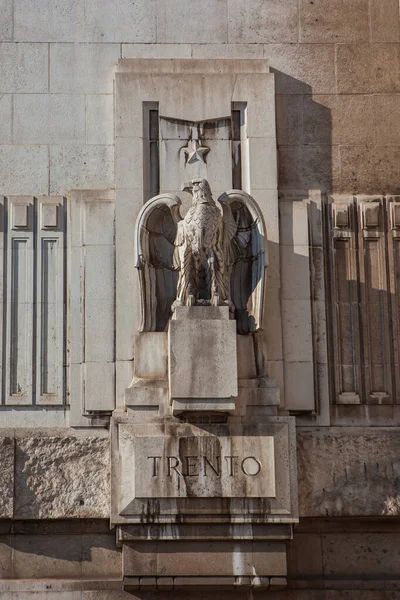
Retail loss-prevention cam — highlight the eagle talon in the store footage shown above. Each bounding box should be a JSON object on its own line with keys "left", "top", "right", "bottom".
{"left": 211, "top": 294, "right": 221, "bottom": 307}
{"left": 171, "top": 299, "right": 184, "bottom": 312}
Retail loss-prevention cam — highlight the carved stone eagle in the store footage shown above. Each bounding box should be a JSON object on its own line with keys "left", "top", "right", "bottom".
{"left": 173, "top": 179, "right": 228, "bottom": 311}
{"left": 135, "top": 179, "right": 267, "bottom": 334}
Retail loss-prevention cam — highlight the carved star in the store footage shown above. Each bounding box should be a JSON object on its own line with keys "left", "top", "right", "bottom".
{"left": 183, "top": 139, "right": 210, "bottom": 165}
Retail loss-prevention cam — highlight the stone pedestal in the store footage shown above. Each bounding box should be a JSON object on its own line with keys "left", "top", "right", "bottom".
{"left": 110, "top": 412, "right": 298, "bottom": 591}
{"left": 115, "top": 315, "right": 296, "bottom": 591}
{"left": 168, "top": 306, "right": 238, "bottom": 414}
{"left": 121, "top": 538, "right": 288, "bottom": 591}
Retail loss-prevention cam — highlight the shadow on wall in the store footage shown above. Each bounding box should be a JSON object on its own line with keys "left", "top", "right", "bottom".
{"left": 0, "top": 525, "right": 120, "bottom": 579}
{"left": 272, "top": 71, "right": 333, "bottom": 197}
{"left": 297, "top": 429, "right": 400, "bottom": 518}
{"left": 267, "top": 72, "right": 332, "bottom": 414}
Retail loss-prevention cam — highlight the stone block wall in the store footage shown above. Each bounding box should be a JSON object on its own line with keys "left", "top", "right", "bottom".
{"left": 1, "top": 2, "right": 400, "bottom": 598}
{"left": 0, "top": 429, "right": 399, "bottom": 596}
{"left": 0, "top": 0, "right": 399, "bottom": 197}
{"left": 0, "top": 431, "right": 109, "bottom": 520}
{"left": 3, "top": 427, "right": 399, "bottom": 522}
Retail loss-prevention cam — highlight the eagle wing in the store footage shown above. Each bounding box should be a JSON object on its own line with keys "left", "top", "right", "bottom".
{"left": 218, "top": 190, "right": 267, "bottom": 333}
{"left": 135, "top": 193, "right": 182, "bottom": 332}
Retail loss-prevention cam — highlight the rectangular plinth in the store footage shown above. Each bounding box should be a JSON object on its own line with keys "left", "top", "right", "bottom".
{"left": 123, "top": 540, "right": 287, "bottom": 578}
{"left": 168, "top": 306, "right": 238, "bottom": 406}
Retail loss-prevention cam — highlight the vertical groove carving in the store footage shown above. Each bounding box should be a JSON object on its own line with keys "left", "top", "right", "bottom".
{"left": 9, "top": 239, "right": 31, "bottom": 397}
{"left": 387, "top": 197, "right": 400, "bottom": 404}
{"left": 36, "top": 197, "right": 65, "bottom": 405}
{"left": 327, "top": 196, "right": 394, "bottom": 407}
{"left": 5, "top": 196, "right": 34, "bottom": 405}
{"left": 390, "top": 237, "right": 400, "bottom": 400}
{"left": 329, "top": 197, "right": 362, "bottom": 404}
{"left": 0, "top": 197, "right": 4, "bottom": 405}
{"left": 40, "top": 239, "right": 59, "bottom": 396}
{"left": 2, "top": 196, "right": 65, "bottom": 406}
{"left": 143, "top": 102, "right": 160, "bottom": 202}
{"left": 362, "top": 240, "right": 389, "bottom": 399}
{"left": 231, "top": 106, "right": 242, "bottom": 189}
{"left": 358, "top": 199, "right": 392, "bottom": 404}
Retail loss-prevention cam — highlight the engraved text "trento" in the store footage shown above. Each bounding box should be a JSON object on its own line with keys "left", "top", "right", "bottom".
{"left": 147, "top": 455, "right": 262, "bottom": 477}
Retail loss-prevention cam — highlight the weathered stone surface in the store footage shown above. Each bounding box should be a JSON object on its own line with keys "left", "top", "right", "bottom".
{"left": 303, "top": 94, "right": 374, "bottom": 146}
{"left": 228, "top": 0, "right": 298, "bottom": 43}
{"left": 192, "top": 43, "right": 263, "bottom": 59}
{"left": 281, "top": 246, "right": 311, "bottom": 301}
{"left": 134, "top": 333, "right": 168, "bottom": 380}
{"left": 0, "top": 145, "right": 49, "bottom": 196}
{"left": 0, "top": 438, "right": 14, "bottom": 519}
{"left": 336, "top": 43, "right": 400, "bottom": 94}
{"left": 265, "top": 43, "right": 336, "bottom": 94}
{"left": 7, "top": 531, "right": 121, "bottom": 580}
{"left": 14, "top": 0, "right": 84, "bottom": 42}
{"left": 278, "top": 144, "right": 340, "bottom": 192}
{"left": 0, "top": 536, "right": 12, "bottom": 578}
{"left": 15, "top": 436, "right": 109, "bottom": 519}
{"left": 284, "top": 362, "right": 314, "bottom": 412}
{"left": 13, "top": 534, "right": 82, "bottom": 579}
{"left": 287, "top": 532, "right": 323, "bottom": 578}
{"left": 13, "top": 94, "right": 86, "bottom": 145}
{"left": 50, "top": 43, "right": 120, "bottom": 94}
{"left": 322, "top": 532, "right": 400, "bottom": 578}
{"left": 297, "top": 428, "right": 400, "bottom": 517}
{"left": 0, "top": 587, "right": 397, "bottom": 600}
{"left": 123, "top": 540, "right": 287, "bottom": 577}
{"left": 0, "top": 94, "right": 12, "bottom": 144}
{"left": 373, "top": 95, "right": 400, "bottom": 144}
{"left": 0, "top": 43, "right": 48, "bottom": 93}
{"left": 86, "top": 94, "right": 114, "bottom": 145}
{"left": 164, "top": 0, "right": 228, "bottom": 43}
{"left": 281, "top": 299, "right": 313, "bottom": 362}
{"left": 83, "top": 0, "right": 156, "bottom": 43}
{"left": 0, "top": 0, "right": 12, "bottom": 40}
{"left": 83, "top": 593, "right": 131, "bottom": 600}
{"left": 340, "top": 145, "right": 400, "bottom": 194}
{"left": 122, "top": 43, "right": 192, "bottom": 59}
{"left": 370, "top": 0, "right": 400, "bottom": 42}
{"left": 81, "top": 533, "right": 122, "bottom": 579}
{"left": 14, "top": 0, "right": 155, "bottom": 42}
{"left": 299, "top": 0, "right": 369, "bottom": 43}
{"left": 49, "top": 145, "right": 114, "bottom": 194}
{"left": 275, "top": 95, "right": 303, "bottom": 146}
{"left": 169, "top": 307, "right": 238, "bottom": 402}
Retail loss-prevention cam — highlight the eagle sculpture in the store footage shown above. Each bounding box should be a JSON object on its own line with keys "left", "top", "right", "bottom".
{"left": 135, "top": 179, "right": 267, "bottom": 334}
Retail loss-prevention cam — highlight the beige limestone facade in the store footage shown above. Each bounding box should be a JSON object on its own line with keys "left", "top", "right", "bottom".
{"left": 1, "top": 1, "right": 400, "bottom": 599}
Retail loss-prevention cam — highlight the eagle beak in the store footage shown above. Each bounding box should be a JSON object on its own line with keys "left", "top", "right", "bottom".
{"left": 182, "top": 178, "right": 204, "bottom": 192}
{"left": 181, "top": 181, "right": 193, "bottom": 192}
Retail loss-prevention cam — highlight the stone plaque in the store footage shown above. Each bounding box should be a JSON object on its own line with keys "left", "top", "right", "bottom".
{"left": 111, "top": 417, "right": 297, "bottom": 525}
{"left": 134, "top": 434, "right": 275, "bottom": 498}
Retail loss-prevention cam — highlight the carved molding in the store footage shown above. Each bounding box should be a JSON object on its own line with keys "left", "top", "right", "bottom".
{"left": 333, "top": 201, "right": 350, "bottom": 229}
{"left": 328, "top": 196, "right": 395, "bottom": 407}
{"left": 360, "top": 200, "right": 380, "bottom": 230}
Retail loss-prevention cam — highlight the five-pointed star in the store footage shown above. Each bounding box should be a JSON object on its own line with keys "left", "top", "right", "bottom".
{"left": 183, "top": 139, "right": 210, "bottom": 164}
